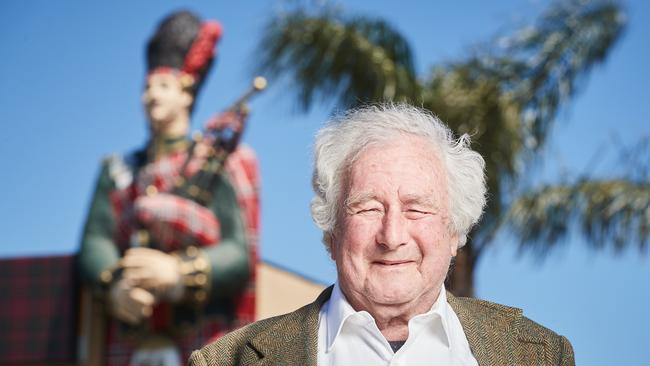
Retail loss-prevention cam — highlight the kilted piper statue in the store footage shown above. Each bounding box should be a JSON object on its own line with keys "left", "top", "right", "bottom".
{"left": 79, "top": 10, "right": 262, "bottom": 366}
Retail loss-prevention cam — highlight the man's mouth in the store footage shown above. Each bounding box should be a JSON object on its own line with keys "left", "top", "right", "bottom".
{"left": 374, "top": 260, "right": 413, "bottom": 266}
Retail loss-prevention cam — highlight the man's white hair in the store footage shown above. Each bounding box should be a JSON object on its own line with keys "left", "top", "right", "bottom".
{"left": 311, "top": 103, "right": 487, "bottom": 250}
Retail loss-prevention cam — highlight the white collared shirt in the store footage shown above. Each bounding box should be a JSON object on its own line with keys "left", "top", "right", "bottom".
{"left": 317, "top": 283, "right": 479, "bottom": 366}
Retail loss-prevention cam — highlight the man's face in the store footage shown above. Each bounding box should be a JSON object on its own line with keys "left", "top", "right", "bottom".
{"left": 332, "top": 135, "right": 458, "bottom": 314}
{"left": 142, "top": 72, "right": 192, "bottom": 137}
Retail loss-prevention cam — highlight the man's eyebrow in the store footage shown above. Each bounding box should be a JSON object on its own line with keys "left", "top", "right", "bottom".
{"left": 400, "top": 194, "right": 438, "bottom": 209}
{"left": 344, "top": 191, "right": 378, "bottom": 208}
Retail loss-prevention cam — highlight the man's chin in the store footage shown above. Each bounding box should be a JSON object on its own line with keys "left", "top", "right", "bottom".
{"left": 366, "top": 285, "right": 419, "bottom": 306}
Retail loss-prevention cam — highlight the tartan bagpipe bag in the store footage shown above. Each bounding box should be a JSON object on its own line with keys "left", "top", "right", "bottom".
{"left": 133, "top": 193, "right": 221, "bottom": 250}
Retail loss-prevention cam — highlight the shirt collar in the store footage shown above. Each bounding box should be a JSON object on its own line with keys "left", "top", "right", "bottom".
{"left": 326, "top": 282, "right": 451, "bottom": 351}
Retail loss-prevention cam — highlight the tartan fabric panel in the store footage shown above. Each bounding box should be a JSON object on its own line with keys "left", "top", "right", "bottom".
{"left": 134, "top": 193, "right": 221, "bottom": 250}
{"left": 225, "top": 145, "right": 260, "bottom": 302}
{"left": 225, "top": 145, "right": 261, "bottom": 241}
{"left": 0, "top": 255, "right": 78, "bottom": 363}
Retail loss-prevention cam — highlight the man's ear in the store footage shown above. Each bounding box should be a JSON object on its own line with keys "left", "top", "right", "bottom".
{"left": 449, "top": 234, "right": 459, "bottom": 257}
{"left": 327, "top": 232, "right": 337, "bottom": 261}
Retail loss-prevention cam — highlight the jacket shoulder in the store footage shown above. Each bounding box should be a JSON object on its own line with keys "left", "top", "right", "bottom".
{"left": 449, "top": 294, "right": 524, "bottom": 328}
{"left": 455, "top": 295, "right": 565, "bottom": 338}
{"left": 451, "top": 295, "right": 574, "bottom": 365}
{"left": 189, "top": 300, "right": 317, "bottom": 366}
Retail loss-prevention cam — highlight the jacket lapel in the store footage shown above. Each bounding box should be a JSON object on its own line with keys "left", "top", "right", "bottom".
{"left": 448, "top": 292, "right": 521, "bottom": 366}
{"left": 247, "top": 287, "right": 333, "bottom": 365}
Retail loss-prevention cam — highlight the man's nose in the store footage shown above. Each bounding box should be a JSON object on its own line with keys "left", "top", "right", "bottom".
{"left": 376, "top": 209, "right": 408, "bottom": 250}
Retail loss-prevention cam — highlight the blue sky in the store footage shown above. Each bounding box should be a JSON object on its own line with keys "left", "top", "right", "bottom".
{"left": 1, "top": 1, "right": 648, "bottom": 365}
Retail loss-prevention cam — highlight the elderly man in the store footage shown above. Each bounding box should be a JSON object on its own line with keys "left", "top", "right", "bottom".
{"left": 189, "top": 104, "right": 574, "bottom": 365}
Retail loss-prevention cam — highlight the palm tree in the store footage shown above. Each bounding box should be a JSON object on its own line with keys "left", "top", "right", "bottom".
{"left": 256, "top": 0, "right": 647, "bottom": 297}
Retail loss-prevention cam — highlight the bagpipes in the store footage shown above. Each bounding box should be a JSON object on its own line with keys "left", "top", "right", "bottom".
{"left": 132, "top": 77, "right": 267, "bottom": 250}
{"left": 174, "top": 76, "right": 267, "bottom": 205}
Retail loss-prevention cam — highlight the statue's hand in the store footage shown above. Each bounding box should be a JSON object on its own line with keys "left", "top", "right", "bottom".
{"left": 108, "top": 278, "right": 154, "bottom": 325}
{"left": 121, "top": 247, "right": 185, "bottom": 302}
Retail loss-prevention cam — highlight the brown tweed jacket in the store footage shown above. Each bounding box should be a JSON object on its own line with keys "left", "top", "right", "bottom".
{"left": 189, "top": 287, "right": 574, "bottom": 366}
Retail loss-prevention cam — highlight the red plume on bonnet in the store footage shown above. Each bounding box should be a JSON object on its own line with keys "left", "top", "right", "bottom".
{"left": 182, "top": 21, "right": 223, "bottom": 78}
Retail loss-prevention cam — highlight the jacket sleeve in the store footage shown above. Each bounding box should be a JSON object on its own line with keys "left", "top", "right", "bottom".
{"left": 200, "top": 171, "right": 250, "bottom": 301}
{"left": 78, "top": 160, "right": 120, "bottom": 289}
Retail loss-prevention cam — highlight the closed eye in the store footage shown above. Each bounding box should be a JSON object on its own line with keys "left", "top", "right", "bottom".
{"left": 357, "top": 208, "right": 382, "bottom": 214}
{"left": 404, "top": 209, "right": 432, "bottom": 219}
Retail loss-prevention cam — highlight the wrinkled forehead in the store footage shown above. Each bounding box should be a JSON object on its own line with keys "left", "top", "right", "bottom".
{"left": 342, "top": 135, "right": 449, "bottom": 199}
{"left": 350, "top": 132, "right": 442, "bottom": 165}
{"left": 344, "top": 133, "right": 445, "bottom": 176}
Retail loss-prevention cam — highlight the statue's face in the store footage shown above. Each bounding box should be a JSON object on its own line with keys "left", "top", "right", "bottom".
{"left": 142, "top": 72, "right": 193, "bottom": 137}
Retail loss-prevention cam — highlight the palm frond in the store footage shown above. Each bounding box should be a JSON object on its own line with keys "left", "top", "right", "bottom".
{"left": 508, "top": 179, "right": 650, "bottom": 254}
{"left": 257, "top": 9, "right": 420, "bottom": 110}
{"left": 489, "top": 0, "right": 627, "bottom": 150}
